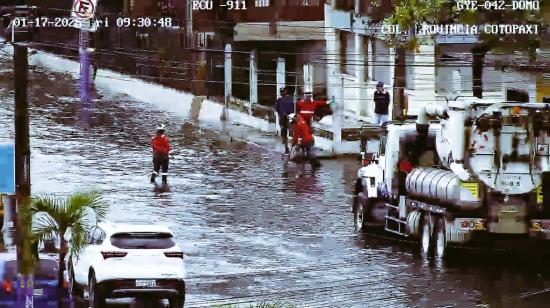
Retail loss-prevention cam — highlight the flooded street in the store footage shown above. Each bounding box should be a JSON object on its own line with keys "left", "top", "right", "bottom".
{"left": 2, "top": 53, "right": 550, "bottom": 308}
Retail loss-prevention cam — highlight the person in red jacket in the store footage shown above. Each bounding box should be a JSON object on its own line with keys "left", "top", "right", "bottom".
{"left": 150, "top": 124, "right": 171, "bottom": 183}
{"left": 290, "top": 113, "right": 321, "bottom": 168}
{"left": 296, "top": 92, "right": 328, "bottom": 126}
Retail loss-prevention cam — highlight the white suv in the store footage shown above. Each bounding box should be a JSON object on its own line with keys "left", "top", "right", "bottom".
{"left": 68, "top": 222, "right": 186, "bottom": 307}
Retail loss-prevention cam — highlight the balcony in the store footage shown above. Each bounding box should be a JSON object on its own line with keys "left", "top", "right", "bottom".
{"left": 234, "top": 20, "right": 326, "bottom": 41}
{"left": 327, "top": 0, "right": 394, "bottom": 22}
{"left": 228, "top": 3, "right": 324, "bottom": 23}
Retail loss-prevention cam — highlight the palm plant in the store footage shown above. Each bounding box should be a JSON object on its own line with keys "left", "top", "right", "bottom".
{"left": 30, "top": 189, "right": 109, "bottom": 287}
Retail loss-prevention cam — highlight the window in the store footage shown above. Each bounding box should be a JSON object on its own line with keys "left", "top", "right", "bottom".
{"left": 379, "top": 137, "right": 387, "bottom": 155}
{"left": 334, "top": 0, "right": 354, "bottom": 10}
{"left": 90, "top": 227, "right": 105, "bottom": 245}
{"left": 110, "top": 232, "right": 176, "bottom": 249}
{"left": 366, "top": 139, "right": 380, "bottom": 154}
{"left": 87, "top": 227, "right": 97, "bottom": 244}
{"left": 288, "top": 0, "right": 321, "bottom": 5}
{"left": 255, "top": 0, "right": 269, "bottom": 7}
{"left": 196, "top": 32, "right": 215, "bottom": 48}
{"left": 158, "top": 0, "right": 175, "bottom": 16}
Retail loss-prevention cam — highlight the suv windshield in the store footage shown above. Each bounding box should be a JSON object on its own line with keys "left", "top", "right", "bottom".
{"left": 110, "top": 232, "right": 175, "bottom": 249}
{"left": 1, "top": 259, "right": 58, "bottom": 281}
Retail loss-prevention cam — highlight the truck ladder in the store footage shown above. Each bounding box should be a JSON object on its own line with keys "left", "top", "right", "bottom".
{"left": 384, "top": 202, "right": 408, "bottom": 237}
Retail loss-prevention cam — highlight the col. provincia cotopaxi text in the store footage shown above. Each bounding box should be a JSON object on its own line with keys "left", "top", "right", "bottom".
{"left": 376, "top": 24, "right": 541, "bottom": 36}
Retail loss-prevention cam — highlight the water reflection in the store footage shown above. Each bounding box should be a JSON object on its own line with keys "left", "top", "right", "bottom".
{"left": 282, "top": 160, "right": 323, "bottom": 195}
{"left": 3, "top": 52, "right": 550, "bottom": 307}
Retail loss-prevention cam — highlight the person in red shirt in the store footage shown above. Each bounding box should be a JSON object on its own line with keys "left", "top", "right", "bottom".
{"left": 296, "top": 92, "right": 328, "bottom": 126}
{"left": 150, "top": 124, "right": 171, "bottom": 183}
{"left": 290, "top": 114, "right": 321, "bottom": 168}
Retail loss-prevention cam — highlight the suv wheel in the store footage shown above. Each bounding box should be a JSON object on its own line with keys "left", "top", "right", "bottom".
{"left": 88, "top": 273, "right": 105, "bottom": 308}
{"left": 353, "top": 199, "right": 365, "bottom": 232}
{"left": 68, "top": 264, "right": 79, "bottom": 297}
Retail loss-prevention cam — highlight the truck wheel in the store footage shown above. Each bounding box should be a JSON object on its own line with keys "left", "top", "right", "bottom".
{"left": 420, "top": 215, "right": 432, "bottom": 257}
{"left": 354, "top": 199, "right": 365, "bottom": 232}
{"left": 434, "top": 217, "right": 448, "bottom": 260}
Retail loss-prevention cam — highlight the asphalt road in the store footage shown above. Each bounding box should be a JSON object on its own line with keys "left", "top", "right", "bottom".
{"left": 2, "top": 49, "right": 550, "bottom": 308}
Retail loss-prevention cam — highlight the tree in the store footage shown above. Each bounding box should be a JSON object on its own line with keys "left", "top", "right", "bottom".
{"left": 30, "top": 189, "right": 108, "bottom": 287}
{"left": 457, "top": 5, "right": 544, "bottom": 98}
{"left": 380, "top": 0, "right": 446, "bottom": 120}
{"left": 377, "top": 0, "right": 544, "bottom": 111}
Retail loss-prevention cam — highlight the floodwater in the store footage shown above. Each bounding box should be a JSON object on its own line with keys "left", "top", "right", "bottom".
{"left": 2, "top": 49, "right": 550, "bottom": 308}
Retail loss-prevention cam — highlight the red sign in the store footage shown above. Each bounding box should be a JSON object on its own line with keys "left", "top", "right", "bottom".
{"left": 72, "top": 0, "right": 96, "bottom": 19}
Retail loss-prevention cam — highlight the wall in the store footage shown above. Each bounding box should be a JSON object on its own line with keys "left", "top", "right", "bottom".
{"left": 436, "top": 56, "right": 540, "bottom": 103}
{"left": 295, "top": 40, "right": 327, "bottom": 97}
{"left": 371, "top": 39, "right": 392, "bottom": 86}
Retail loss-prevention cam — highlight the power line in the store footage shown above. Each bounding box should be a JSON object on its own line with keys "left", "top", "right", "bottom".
{"left": 20, "top": 45, "right": 542, "bottom": 95}
{"left": 4, "top": 42, "right": 542, "bottom": 106}
{"left": 30, "top": 41, "right": 547, "bottom": 74}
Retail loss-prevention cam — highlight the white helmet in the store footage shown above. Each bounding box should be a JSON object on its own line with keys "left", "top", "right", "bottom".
{"left": 288, "top": 113, "right": 297, "bottom": 123}
{"left": 156, "top": 124, "right": 166, "bottom": 133}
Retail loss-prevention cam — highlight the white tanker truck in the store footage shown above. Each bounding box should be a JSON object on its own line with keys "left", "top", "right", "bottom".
{"left": 352, "top": 98, "right": 550, "bottom": 258}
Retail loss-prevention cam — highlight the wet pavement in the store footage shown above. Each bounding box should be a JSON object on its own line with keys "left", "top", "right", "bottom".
{"left": 2, "top": 49, "right": 550, "bottom": 307}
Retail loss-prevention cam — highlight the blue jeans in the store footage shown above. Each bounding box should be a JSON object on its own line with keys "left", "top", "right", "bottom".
{"left": 374, "top": 113, "right": 389, "bottom": 126}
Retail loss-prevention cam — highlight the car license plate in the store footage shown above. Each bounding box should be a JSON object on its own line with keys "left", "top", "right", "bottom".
{"left": 33, "top": 288, "right": 43, "bottom": 296}
{"left": 136, "top": 280, "right": 156, "bottom": 287}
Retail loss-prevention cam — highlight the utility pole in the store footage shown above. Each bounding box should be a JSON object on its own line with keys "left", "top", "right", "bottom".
{"left": 249, "top": 50, "right": 257, "bottom": 115}
{"left": 14, "top": 42, "right": 33, "bottom": 308}
{"left": 79, "top": 29, "right": 91, "bottom": 104}
{"left": 332, "top": 77, "right": 344, "bottom": 152}
{"left": 276, "top": 57, "right": 285, "bottom": 100}
{"left": 222, "top": 43, "right": 232, "bottom": 121}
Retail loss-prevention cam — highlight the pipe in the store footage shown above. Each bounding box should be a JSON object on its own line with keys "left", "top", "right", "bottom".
{"left": 416, "top": 105, "right": 429, "bottom": 126}
{"left": 416, "top": 103, "right": 447, "bottom": 126}
{"left": 447, "top": 100, "right": 471, "bottom": 181}
{"left": 425, "top": 103, "right": 447, "bottom": 118}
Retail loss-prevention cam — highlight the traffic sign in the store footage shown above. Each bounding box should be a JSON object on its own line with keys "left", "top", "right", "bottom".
{"left": 0, "top": 144, "right": 15, "bottom": 194}
{"left": 71, "top": 0, "right": 98, "bottom": 20}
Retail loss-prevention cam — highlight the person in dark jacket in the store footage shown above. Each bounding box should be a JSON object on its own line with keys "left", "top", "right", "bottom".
{"left": 275, "top": 87, "right": 295, "bottom": 154}
{"left": 373, "top": 81, "right": 390, "bottom": 126}
{"left": 150, "top": 124, "right": 171, "bottom": 184}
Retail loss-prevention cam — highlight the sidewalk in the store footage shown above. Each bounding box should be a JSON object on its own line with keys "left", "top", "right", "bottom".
{"left": 190, "top": 96, "right": 364, "bottom": 158}
{"left": 0, "top": 42, "right": 364, "bottom": 158}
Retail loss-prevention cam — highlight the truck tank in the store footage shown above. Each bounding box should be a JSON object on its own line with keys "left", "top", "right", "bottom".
{"left": 467, "top": 103, "right": 550, "bottom": 195}
{"left": 405, "top": 167, "right": 481, "bottom": 209}
{"left": 422, "top": 101, "right": 550, "bottom": 196}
